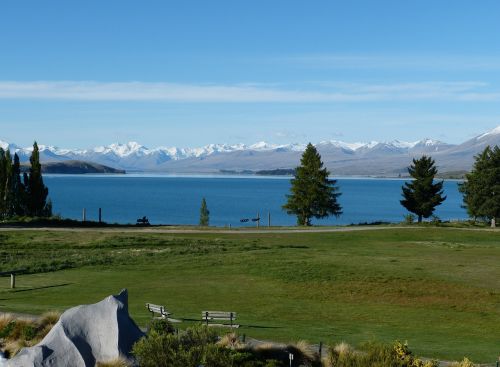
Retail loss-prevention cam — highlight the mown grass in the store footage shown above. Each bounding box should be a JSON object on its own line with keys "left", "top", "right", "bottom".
{"left": 0, "top": 227, "right": 499, "bottom": 363}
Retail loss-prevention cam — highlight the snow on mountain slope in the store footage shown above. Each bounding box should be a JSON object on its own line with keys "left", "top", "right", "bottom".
{"left": 1, "top": 125, "right": 499, "bottom": 174}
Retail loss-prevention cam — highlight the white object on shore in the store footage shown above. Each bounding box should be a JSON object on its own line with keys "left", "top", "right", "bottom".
{"left": 7, "top": 289, "right": 143, "bottom": 367}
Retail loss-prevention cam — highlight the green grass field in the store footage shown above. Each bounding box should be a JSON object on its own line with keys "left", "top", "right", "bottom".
{"left": 0, "top": 227, "right": 499, "bottom": 363}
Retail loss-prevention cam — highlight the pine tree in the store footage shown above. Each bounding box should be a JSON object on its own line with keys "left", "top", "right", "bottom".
{"left": 283, "top": 143, "right": 342, "bottom": 226}
{"left": 459, "top": 146, "right": 500, "bottom": 227}
{"left": 0, "top": 148, "right": 6, "bottom": 218}
{"left": 199, "top": 197, "right": 210, "bottom": 226}
{"left": 25, "top": 142, "right": 50, "bottom": 217}
{"left": 3, "top": 150, "right": 14, "bottom": 217}
{"left": 11, "top": 153, "right": 25, "bottom": 216}
{"left": 400, "top": 155, "right": 446, "bottom": 223}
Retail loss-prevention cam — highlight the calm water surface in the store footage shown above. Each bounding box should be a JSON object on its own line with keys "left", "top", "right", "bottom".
{"left": 44, "top": 175, "right": 468, "bottom": 226}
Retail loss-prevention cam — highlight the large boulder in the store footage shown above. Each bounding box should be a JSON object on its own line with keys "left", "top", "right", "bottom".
{"left": 8, "top": 289, "right": 144, "bottom": 367}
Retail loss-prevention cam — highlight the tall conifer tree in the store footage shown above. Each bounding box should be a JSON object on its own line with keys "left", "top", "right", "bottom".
{"left": 3, "top": 150, "right": 14, "bottom": 217}
{"left": 25, "top": 142, "right": 50, "bottom": 217}
{"left": 11, "top": 153, "right": 25, "bottom": 216}
{"left": 0, "top": 148, "right": 6, "bottom": 217}
{"left": 400, "top": 155, "right": 446, "bottom": 223}
{"left": 283, "top": 143, "right": 342, "bottom": 226}
{"left": 199, "top": 198, "right": 210, "bottom": 226}
{"left": 459, "top": 146, "right": 500, "bottom": 227}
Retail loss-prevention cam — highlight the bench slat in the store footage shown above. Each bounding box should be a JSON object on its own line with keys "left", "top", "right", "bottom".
{"left": 146, "top": 303, "right": 171, "bottom": 317}
{"left": 201, "top": 311, "right": 237, "bottom": 326}
{"left": 202, "top": 311, "right": 236, "bottom": 317}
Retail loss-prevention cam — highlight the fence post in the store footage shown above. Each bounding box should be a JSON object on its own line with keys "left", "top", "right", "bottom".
{"left": 98, "top": 208, "right": 102, "bottom": 223}
{"left": 10, "top": 273, "right": 15, "bottom": 289}
{"left": 82, "top": 208, "right": 86, "bottom": 222}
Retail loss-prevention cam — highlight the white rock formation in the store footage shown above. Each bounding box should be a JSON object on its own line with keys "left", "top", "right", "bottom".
{"left": 8, "top": 289, "right": 143, "bottom": 367}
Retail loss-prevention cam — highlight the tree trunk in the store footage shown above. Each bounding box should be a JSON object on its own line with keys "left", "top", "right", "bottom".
{"left": 418, "top": 215, "right": 423, "bottom": 223}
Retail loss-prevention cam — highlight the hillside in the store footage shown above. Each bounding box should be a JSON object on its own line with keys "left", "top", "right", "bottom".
{"left": 22, "top": 160, "right": 125, "bottom": 174}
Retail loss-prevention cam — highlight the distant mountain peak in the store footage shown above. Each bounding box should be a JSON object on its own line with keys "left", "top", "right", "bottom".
{"left": 2, "top": 125, "right": 499, "bottom": 175}
{"left": 0, "top": 139, "right": 9, "bottom": 150}
{"left": 477, "top": 125, "right": 500, "bottom": 140}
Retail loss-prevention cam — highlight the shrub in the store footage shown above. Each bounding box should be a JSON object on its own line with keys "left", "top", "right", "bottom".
{"left": 21, "top": 324, "right": 37, "bottom": 341}
{"left": 95, "top": 356, "right": 132, "bottom": 367}
{"left": 326, "top": 341, "right": 439, "bottom": 367}
{"left": 132, "top": 331, "right": 183, "bottom": 367}
{"left": 450, "top": 358, "right": 476, "bottom": 367}
{"left": 218, "top": 332, "right": 244, "bottom": 349}
{"left": 404, "top": 214, "right": 416, "bottom": 224}
{"left": 132, "top": 325, "right": 226, "bottom": 367}
{"left": 147, "top": 318, "right": 175, "bottom": 336}
{"left": 0, "top": 314, "right": 14, "bottom": 332}
{"left": 431, "top": 215, "right": 441, "bottom": 225}
{"left": 0, "top": 320, "right": 15, "bottom": 339}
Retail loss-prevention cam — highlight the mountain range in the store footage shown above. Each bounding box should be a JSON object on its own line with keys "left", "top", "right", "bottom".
{"left": 1, "top": 125, "right": 500, "bottom": 176}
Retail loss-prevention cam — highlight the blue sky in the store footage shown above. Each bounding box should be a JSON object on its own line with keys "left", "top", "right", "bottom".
{"left": 1, "top": 0, "right": 500, "bottom": 148}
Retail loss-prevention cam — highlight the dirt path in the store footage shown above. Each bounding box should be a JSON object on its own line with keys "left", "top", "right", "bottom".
{"left": 0, "top": 225, "right": 497, "bottom": 234}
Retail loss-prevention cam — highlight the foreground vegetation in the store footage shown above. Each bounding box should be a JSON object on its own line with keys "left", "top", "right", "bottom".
{"left": 132, "top": 320, "right": 456, "bottom": 367}
{"left": 0, "top": 227, "right": 499, "bottom": 362}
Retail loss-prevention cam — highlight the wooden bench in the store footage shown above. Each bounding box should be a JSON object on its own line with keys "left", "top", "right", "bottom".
{"left": 202, "top": 311, "right": 238, "bottom": 328}
{"left": 0, "top": 269, "right": 26, "bottom": 289}
{"left": 146, "top": 303, "right": 181, "bottom": 323}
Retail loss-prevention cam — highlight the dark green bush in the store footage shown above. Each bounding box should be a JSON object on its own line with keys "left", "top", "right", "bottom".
{"left": 21, "top": 324, "right": 37, "bottom": 341}
{"left": 0, "top": 321, "right": 15, "bottom": 338}
{"left": 147, "top": 318, "right": 175, "bottom": 336}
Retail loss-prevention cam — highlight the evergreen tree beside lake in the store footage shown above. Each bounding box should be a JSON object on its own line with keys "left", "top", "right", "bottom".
{"left": 400, "top": 155, "right": 446, "bottom": 223}
{"left": 24, "top": 142, "right": 50, "bottom": 217}
{"left": 459, "top": 145, "right": 500, "bottom": 227}
{"left": 283, "top": 143, "right": 342, "bottom": 226}
{"left": 199, "top": 197, "right": 210, "bottom": 226}
{"left": 0, "top": 142, "right": 52, "bottom": 219}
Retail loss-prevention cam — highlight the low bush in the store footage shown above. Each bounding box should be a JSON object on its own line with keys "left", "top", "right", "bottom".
{"left": 0, "top": 313, "right": 60, "bottom": 358}
{"left": 404, "top": 214, "right": 416, "bottom": 224}
{"left": 326, "top": 341, "right": 439, "bottom": 367}
{"left": 132, "top": 325, "right": 315, "bottom": 367}
{"left": 450, "top": 358, "right": 476, "bottom": 367}
{"left": 147, "top": 318, "right": 175, "bottom": 336}
{"left": 95, "top": 356, "right": 132, "bottom": 367}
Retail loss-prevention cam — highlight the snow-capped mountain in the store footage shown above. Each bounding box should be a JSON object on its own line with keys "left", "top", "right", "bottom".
{"left": 1, "top": 125, "right": 499, "bottom": 175}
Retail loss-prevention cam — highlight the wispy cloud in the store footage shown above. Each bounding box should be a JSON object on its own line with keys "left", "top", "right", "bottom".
{"left": 0, "top": 80, "right": 498, "bottom": 103}
{"left": 284, "top": 53, "right": 500, "bottom": 71}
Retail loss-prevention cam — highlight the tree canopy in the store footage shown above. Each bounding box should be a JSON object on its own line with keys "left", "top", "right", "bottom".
{"left": 400, "top": 155, "right": 446, "bottom": 223}
{"left": 199, "top": 197, "right": 210, "bottom": 226}
{"left": 0, "top": 142, "right": 51, "bottom": 219}
{"left": 459, "top": 145, "right": 500, "bottom": 226}
{"left": 283, "top": 143, "right": 342, "bottom": 226}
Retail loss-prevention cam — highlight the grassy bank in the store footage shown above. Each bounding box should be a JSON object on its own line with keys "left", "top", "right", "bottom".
{"left": 0, "top": 227, "right": 498, "bottom": 362}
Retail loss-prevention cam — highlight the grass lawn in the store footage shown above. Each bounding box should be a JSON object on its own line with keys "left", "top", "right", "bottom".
{"left": 0, "top": 227, "right": 499, "bottom": 362}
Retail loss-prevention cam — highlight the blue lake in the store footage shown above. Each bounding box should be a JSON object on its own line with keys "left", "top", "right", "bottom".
{"left": 44, "top": 175, "right": 468, "bottom": 226}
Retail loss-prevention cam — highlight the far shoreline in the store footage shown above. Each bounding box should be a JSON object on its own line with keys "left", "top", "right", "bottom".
{"left": 43, "top": 172, "right": 465, "bottom": 181}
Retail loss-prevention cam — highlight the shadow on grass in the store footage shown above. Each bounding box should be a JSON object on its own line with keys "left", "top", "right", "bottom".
{"left": 11, "top": 283, "right": 72, "bottom": 293}
{"left": 242, "top": 324, "right": 283, "bottom": 329}
{"left": 181, "top": 318, "right": 282, "bottom": 330}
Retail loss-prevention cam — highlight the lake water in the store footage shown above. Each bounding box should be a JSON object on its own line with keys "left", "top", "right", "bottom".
{"left": 44, "top": 175, "right": 468, "bottom": 226}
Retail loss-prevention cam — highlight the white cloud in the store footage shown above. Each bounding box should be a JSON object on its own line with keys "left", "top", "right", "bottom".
{"left": 0, "top": 80, "right": 498, "bottom": 103}
{"left": 285, "top": 53, "right": 500, "bottom": 71}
